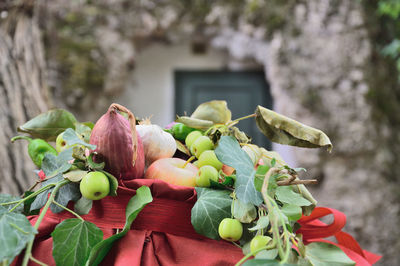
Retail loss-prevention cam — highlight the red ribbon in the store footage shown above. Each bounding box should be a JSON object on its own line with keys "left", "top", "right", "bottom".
{"left": 296, "top": 207, "right": 381, "bottom": 265}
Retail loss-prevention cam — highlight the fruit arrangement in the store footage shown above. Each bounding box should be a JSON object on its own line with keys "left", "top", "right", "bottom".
{"left": 0, "top": 101, "right": 380, "bottom": 265}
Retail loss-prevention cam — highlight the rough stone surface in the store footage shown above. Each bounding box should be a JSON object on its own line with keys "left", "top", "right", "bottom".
{"left": 211, "top": 1, "right": 398, "bottom": 264}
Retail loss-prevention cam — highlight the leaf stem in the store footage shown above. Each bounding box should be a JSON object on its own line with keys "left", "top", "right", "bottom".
{"left": 5, "top": 183, "right": 57, "bottom": 213}
{"left": 51, "top": 200, "right": 84, "bottom": 221}
{"left": 21, "top": 180, "right": 70, "bottom": 266}
{"left": 228, "top": 113, "right": 257, "bottom": 127}
{"left": 235, "top": 246, "right": 268, "bottom": 266}
{"left": 30, "top": 255, "right": 48, "bottom": 266}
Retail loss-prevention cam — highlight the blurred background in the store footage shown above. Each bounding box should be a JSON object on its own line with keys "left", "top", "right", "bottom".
{"left": 0, "top": 0, "right": 399, "bottom": 264}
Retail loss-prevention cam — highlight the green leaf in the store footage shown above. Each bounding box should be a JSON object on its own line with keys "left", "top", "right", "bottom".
{"left": 30, "top": 175, "right": 63, "bottom": 211}
{"left": 305, "top": 242, "right": 355, "bottom": 266}
{"left": 100, "top": 171, "right": 118, "bottom": 197}
{"left": 281, "top": 204, "right": 302, "bottom": 221}
{"left": 87, "top": 153, "right": 105, "bottom": 171}
{"left": 242, "top": 259, "right": 295, "bottom": 266}
{"left": 17, "top": 109, "right": 77, "bottom": 141}
{"left": 63, "top": 128, "right": 96, "bottom": 150}
{"left": 191, "top": 100, "right": 232, "bottom": 124}
{"left": 0, "top": 206, "right": 37, "bottom": 263}
{"left": 22, "top": 191, "right": 39, "bottom": 216}
{"left": 209, "top": 176, "right": 234, "bottom": 190}
{"left": 74, "top": 122, "right": 92, "bottom": 143}
{"left": 51, "top": 182, "right": 80, "bottom": 213}
{"left": 275, "top": 186, "right": 312, "bottom": 206}
{"left": 64, "top": 170, "right": 88, "bottom": 182}
{"left": 52, "top": 219, "right": 103, "bottom": 266}
{"left": 74, "top": 197, "right": 93, "bottom": 215}
{"left": 176, "top": 116, "right": 214, "bottom": 129}
{"left": 191, "top": 188, "right": 232, "bottom": 239}
{"left": 255, "top": 249, "right": 279, "bottom": 260}
{"left": 215, "top": 136, "right": 263, "bottom": 205}
{"left": 85, "top": 186, "right": 153, "bottom": 266}
{"left": 292, "top": 185, "right": 317, "bottom": 216}
{"left": 0, "top": 194, "right": 23, "bottom": 213}
{"left": 41, "top": 148, "right": 73, "bottom": 178}
{"left": 248, "top": 216, "right": 269, "bottom": 231}
{"left": 255, "top": 106, "right": 332, "bottom": 152}
{"left": 254, "top": 165, "right": 270, "bottom": 192}
{"left": 232, "top": 198, "right": 257, "bottom": 223}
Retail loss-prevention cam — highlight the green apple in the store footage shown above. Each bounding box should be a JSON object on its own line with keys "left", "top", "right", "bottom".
{"left": 218, "top": 218, "right": 243, "bottom": 241}
{"left": 55, "top": 131, "right": 68, "bottom": 153}
{"left": 185, "top": 131, "right": 203, "bottom": 148}
{"left": 192, "top": 136, "right": 214, "bottom": 158}
{"left": 80, "top": 171, "right": 110, "bottom": 200}
{"left": 250, "top": 235, "right": 272, "bottom": 254}
{"left": 195, "top": 165, "right": 219, "bottom": 187}
{"left": 197, "top": 150, "right": 223, "bottom": 171}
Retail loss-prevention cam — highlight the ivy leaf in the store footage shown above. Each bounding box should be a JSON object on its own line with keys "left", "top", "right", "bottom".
{"left": 22, "top": 192, "right": 39, "bottom": 216}
{"left": 74, "top": 197, "right": 93, "bottom": 215}
{"left": 215, "top": 136, "right": 263, "bottom": 205}
{"left": 275, "top": 186, "right": 312, "bottom": 206}
{"left": 52, "top": 219, "right": 103, "bottom": 266}
{"left": 85, "top": 186, "right": 153, "bottom": 266}
{"left": 17, "top": 109, "right": 77, "bottom": 141}
{"left": 50, "top": 182, "right": 80, "bottom": 213}
{"left": 0, "top": 194, "right": 23, "bottom": 213}
{"left": 63, "top": 128, "right": 96, "bottom": 150}
{"left": 42, "top": 148, "right": 73, "bottom": 178}
{"left": 30, "top": 175, "right": 63, "bottom": 211}
{"left": 191, "top": 188, "right": 232, "bottom": 239}
{"left": 0, "top": 206, "right": 37, "bottom": 263}
{"left": 305, "top": 242, "right": 355, "bottom": 266}
{"left": 74, "top": 122, "right": 92, "bottom": 143}
{"left": 281, "top": 204, "right": 302, "bottom": 221}
{"left": 248, "top": 216, "right": 270, "bottom": 231}
{"left": 232, "top": 198, "right": 257, "bottom": 223}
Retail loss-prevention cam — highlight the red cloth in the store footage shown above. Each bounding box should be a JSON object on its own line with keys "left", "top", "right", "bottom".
{"left": 14, "top": 179, "right": 243, "bottom": 266}
{"left": 296, "top": 207, "right": 382, "bottom": 265}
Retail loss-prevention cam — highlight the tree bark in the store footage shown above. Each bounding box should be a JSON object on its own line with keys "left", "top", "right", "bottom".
{"left": 0, "top": 4, "right": 49, "bottom": 195}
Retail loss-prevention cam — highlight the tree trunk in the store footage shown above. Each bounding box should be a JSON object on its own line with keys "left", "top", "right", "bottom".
{"left": 0, "top": 4, "right": 49, "bottom": 195}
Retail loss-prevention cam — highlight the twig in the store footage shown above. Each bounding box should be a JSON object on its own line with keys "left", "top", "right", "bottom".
{"left": 277, "top": 179, "right": 318, "bottom": 186}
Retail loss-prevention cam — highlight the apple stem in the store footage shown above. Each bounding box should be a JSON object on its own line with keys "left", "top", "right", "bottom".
{"left": 182, "top": 156, "right": 195, "bottom": 168}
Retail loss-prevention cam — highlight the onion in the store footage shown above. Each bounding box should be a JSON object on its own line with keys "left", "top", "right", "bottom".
{"left": 90, "top": 103, "right": 145, "bottom": 180}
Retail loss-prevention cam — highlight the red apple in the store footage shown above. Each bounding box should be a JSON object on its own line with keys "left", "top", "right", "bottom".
{"left": 144, "top": 158, "right": 198, "bottom": 187}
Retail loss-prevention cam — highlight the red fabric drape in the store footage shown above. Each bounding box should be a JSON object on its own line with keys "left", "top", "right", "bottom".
{"left": 296, "top": 207, "right": 381, "bottom": 265}
{"left": 13, "top": 179, "right": 381, "bottom": 265}
{"left": 14, "top": 179, "right": 244, "bottom": 266}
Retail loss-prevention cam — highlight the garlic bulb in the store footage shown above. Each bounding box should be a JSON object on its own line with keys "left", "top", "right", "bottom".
{"left": 136, "top": 124, "right": 177, "bottom": 166}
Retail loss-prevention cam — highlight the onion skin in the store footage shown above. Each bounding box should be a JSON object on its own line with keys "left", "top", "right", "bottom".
{"left": 90, "top": 104, "right": 145, "bottom": 180}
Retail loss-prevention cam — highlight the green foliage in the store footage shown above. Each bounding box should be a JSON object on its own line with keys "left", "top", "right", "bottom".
{"left": 0, "top": 207, "right": 37, "bottom": 264}
{"left": 191, "top": 188, "right": 232, "bottom": 239}
{"left": 52, "top": 219, "right": 103, "bottom": 266}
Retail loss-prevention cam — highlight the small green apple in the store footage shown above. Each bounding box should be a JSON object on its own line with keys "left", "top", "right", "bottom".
{"left": 192, "top": 136, "right": 214, "bottom": 158}
{"left": 218, "top": 218, "right": 243, "bottom": 241}
{"left": 55, "top": 131, "right": 68, "bottom": 153}
{"left": 80, "top": 171, "right": 110, "bottom": 200}
{"left": 197, "top": 150, "right": 223, "bottom": 170}
{"left": 250, "top": 235, "right": 272, "bottom": 254}
{"left": 195, "top": 165, "right": 219, "bottom": 187}
{"left": 185, "top": 131, "right": 203, "bottom": 148}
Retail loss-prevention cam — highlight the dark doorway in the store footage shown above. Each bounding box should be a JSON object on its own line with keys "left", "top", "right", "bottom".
{"left": 174, "top": 70, "right": 272, "bottom": 149}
